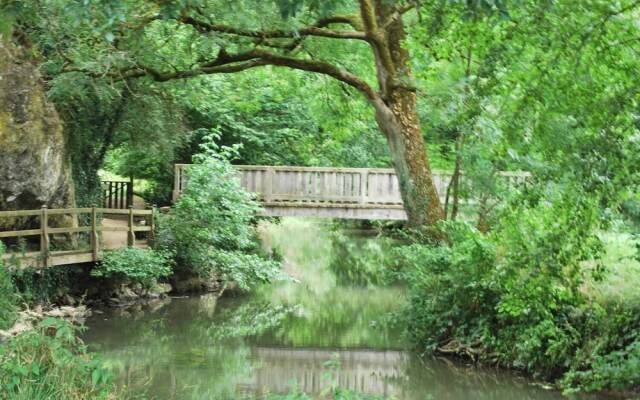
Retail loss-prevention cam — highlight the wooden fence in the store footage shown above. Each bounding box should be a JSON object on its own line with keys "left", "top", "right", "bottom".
{"left": 102, "top": 180, "right": 133, "bottom": 209}
{"left": 173, "top": 164, "right": 531, "bottom": 205}
{"left": 0, "top": 206, "right": 154, "bottom": 268}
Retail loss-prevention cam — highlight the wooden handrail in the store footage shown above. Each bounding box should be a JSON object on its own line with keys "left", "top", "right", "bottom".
{"left": 0, "top": 206, "right": 155, "bottom": 268}
{"left": 0, "top": 207, "right": 153, "bottom": 218}
{"left": 173, "top": 164, "right": 532, "bottom": 206}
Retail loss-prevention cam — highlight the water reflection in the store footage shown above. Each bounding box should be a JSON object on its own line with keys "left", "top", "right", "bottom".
{"left": 84, "top": 219, "right": 608, "bottom": 399}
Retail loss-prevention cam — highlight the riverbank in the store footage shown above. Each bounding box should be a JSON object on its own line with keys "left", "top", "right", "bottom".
{"left": 81, "top": 218, "right": 617, "bottom": 400}
{"left": 1, "top": 218, "right": 636, "bottom": 399}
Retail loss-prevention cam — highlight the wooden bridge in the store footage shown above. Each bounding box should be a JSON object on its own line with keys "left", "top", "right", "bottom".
{"left": 0, "top": 207, "right": 154, "bottom": 268}
{"left": 173, "top": 164, "right": 530, "bottom": 220}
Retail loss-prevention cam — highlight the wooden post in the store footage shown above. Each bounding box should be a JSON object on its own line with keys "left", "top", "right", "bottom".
{"left": 360, "top": 170, "right": 369, "bottom": 204}
{"left": 108, "top": 182, "right": 113, "bottom": 208}
{"left": 121, "top": 182, "right": 126, "bottom": 209}
{"left": 91, "top": 206, "right": 99, "bottom": 261}
{"left": 127, "top": 177, "right": 134, "bottom": 208}
{"left": 40, "top": 205, "right": 50, "bottom": 267}
{"left": 172, "top": 164, "right": 181, "bottom": 203}
{"left": 264, "top": 167, "right": 274, "bottom": 202}
{"left": 149, "top": 205, "right": 156, "bottom": 246}
{"left": 127, "top": 206, "right": 135, "bottom": 247}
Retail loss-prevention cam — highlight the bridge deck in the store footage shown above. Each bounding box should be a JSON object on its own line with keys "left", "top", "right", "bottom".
{"left": 173, "top": 165, "right": 530, "bottom": 220}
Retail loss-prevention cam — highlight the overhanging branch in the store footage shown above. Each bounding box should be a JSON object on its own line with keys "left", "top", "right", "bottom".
{"left": 63, "top": 48, "right": 378, "bottom": 102}
{"left": 181, "top": 16, "right": 367, "bottom": 41}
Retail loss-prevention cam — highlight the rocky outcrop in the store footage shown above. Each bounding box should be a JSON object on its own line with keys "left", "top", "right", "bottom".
{"left": 0, "top": 39, "right": 75, "bottom": 220}
{"left": 0, "top": 305, "right": 90, "bottom": 340}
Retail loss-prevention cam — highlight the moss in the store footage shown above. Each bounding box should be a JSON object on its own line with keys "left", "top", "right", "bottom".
{"left": 0, "top": 39, "right": 75, "bottom": 217}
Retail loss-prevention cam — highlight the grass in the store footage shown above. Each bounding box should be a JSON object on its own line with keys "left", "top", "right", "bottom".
{"left": 0, "top": 318, "right": 117, "bottom": 400}
{"left": 582, "top": 231, "right": 640, "bottom": 307}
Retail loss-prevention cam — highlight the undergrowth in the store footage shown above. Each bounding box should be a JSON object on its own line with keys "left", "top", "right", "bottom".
{"left": 400, "top": 187, "right": 640, "bottom": 394}
{"left": 0, "top": 318, "right": 116, "bottom": 400}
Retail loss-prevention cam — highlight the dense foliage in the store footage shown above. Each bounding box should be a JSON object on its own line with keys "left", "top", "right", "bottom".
{"left": 0, "top": 319, "right": 115, "bottom": 399}
{"left": 400, "top": 186, "right": 640, "bottom": 392}
{"left": 1, "top": 0, "right": 640, "bottom": 396}
{"left": 156, "top": 139, "right": 280, "bottom": 290}
{"left": 91, "top": 247, "right": 174, "bottom": 288}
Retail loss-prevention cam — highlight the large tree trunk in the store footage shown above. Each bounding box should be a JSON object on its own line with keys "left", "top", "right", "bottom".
{"left": 366, "top": 1, "right": 444, "bottom": 227}
{"left": 372, "top": 95, "right": 444, "bottom": 227}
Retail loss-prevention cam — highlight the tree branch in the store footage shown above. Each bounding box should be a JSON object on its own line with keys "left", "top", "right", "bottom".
{"left": 64, "top": 48, "right": 378, "bottom": 103}
{"left": 249, "top": 49, "right": 378, "bottom": 101}
{"left": 181, "top": 16, "right": 367, "bottom": 41}
{"left": 381, "top": 3, "right": 416, "bottom": 29}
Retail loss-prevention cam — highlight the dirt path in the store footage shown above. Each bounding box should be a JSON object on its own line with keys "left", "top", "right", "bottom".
{"left": 101, "top": 218, "right": 129, "bottom": 250}
{"left": 102, "top": 195, "right": 147, "bottom": 249}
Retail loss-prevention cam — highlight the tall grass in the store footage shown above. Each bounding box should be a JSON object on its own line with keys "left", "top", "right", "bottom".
{"left": 0, "top": 318, "right": 117, "bottom": 400}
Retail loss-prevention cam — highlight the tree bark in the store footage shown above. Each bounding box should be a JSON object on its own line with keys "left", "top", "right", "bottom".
{"left": 366, "top": 1, "right": 444, "bottom": 227}
{"left": 371, "top": 94, "right": 443, "bottom": 227}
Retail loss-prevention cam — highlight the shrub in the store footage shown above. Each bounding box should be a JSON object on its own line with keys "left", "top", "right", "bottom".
{"left": 401, "top": 186, "right": 640, "bottom": 391}
{"left": 0, "top": 242, "right": 18, "bottom": 330}
{"left": 561, "top": 307, "right": 640, "bottom": 392}
{"left": 156, "top": 137, "right": 280, "bottom": 291}
{"left": 0, "top": 318, "right": 115, "bottom": 399}
{"left": 91, "top": 247, "right": 174, "bottom": 288}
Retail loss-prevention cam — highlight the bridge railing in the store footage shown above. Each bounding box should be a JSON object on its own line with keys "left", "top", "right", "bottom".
{"left": 0, "top": 206, "right": 154, "bottom": 268}
{"left": 101, "top": 180, "right": 133, "bottom": 209}
{"left": 173, "top": 164, "right": 531, "bottom": 205}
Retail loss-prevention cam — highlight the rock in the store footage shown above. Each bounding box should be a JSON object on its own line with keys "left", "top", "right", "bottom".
{"left": 62, "top": 294, "right": 77, "bottom": 306}
{"left": 150, "top": 283, "right": 172, "bottom": 295}
{"left": 0, "top": 305, "right": 91, "bottom": 339}
{"left": 0, "top": 39, "right": 75, "bottom": 227}
{"left": 117, "top": 286, "right": 138, "bottom": 300}
{"left": 172, "top": 272, "right": 223, "bottom": 294}
{"left": 204, "top": 278, "right": 222, "bottom": 292}
{"left": 172, "top": 277, "right": 206, "bottom": 293}
{"left": 44, "top": 305, "right": 90, "bottom": 322}
{"left": 132, "top": 283, "right": 143, "bottom": 295}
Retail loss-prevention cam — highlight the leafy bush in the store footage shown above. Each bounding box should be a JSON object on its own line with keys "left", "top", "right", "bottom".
{"left": 561, "top": 307, "right": 640, "bottom": 393}
{"left": 0, "top": 242, "right": 18, "bottom": 330}
{"left": 401, "top": 187, "right": 640, "bottom": 391}
{"left": 156, "top": 137, "right": 280, "bottom": 291}
{"left": 0, "top": 318, "right": 115, "bottom": 399}
{"left": 91, "top": 247, "right": 173, "bottom": 288}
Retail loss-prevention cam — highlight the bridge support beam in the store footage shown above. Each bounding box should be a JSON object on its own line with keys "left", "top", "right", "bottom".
{"left": 260, "top": 203, "right": 407, "bottom": 220}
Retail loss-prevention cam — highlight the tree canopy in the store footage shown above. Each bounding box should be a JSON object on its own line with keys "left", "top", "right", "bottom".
{"left": 1, "top": 0, "right": 638, "bottom": 221}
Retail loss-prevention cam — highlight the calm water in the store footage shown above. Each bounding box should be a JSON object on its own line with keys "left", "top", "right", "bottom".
{"left": 84, "top": 219, "right": 607, "bottom": 399}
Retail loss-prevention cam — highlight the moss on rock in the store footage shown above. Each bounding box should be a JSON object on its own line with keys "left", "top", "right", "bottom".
{"left": 0, "top": 39, "right": 75, "bottom": 228}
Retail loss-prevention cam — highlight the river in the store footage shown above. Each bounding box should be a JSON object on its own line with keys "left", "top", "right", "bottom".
{"left": 84, "top": 218, "right": 608, "bottom": 399}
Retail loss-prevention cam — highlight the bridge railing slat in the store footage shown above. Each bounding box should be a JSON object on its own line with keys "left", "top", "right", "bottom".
{"left": 172, "top": 164, "right": 531, "bottom": 209}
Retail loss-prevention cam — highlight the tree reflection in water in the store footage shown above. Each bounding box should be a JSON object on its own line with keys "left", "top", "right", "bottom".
{"left": 84, "top": 219, "right": 603, "bottom": 400}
